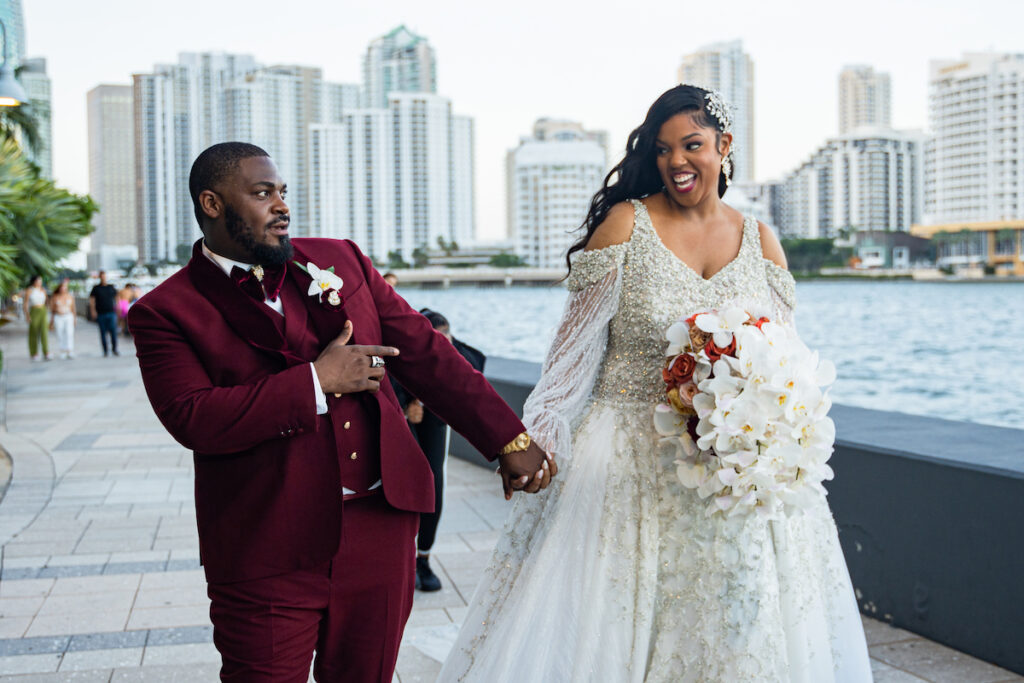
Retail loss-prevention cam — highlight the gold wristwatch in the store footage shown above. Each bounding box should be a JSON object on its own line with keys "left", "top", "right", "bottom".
{"left": 498, "top": 432, "right": 531, "bottom": 456}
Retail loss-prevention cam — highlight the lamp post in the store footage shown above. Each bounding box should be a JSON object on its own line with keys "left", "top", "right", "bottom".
{"left": 0, "top": 18, "right": 27, "bottom": 107}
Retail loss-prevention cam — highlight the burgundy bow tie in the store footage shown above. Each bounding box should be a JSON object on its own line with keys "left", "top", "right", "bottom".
{"left": 230, "top": 264, "right": 287, "bottom": 303}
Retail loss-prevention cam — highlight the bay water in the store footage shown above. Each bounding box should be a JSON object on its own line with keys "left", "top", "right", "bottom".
{"left": 398, "top": 281, "right": 1024, "bottom": 430}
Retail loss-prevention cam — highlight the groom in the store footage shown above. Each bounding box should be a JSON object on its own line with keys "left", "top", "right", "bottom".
{"left": 128, "top": 142, "right": 554, "bottom": 682}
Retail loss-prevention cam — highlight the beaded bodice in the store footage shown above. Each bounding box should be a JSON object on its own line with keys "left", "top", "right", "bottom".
{"left": 569, "top": 199, "right": 795, "bottom": 405}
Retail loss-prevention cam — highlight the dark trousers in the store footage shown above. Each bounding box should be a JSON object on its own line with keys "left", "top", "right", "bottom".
{"left": 97, "top": 312, "right": 118, "bottom": 354}
{"left": 207, "top": 494, "right": 418, "bottom": 682}
{"left": 411, "top": 412, "right": 447, "bottom": 552}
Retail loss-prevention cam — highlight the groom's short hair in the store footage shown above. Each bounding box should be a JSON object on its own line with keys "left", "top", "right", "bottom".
{"left": 189, "top": 142, "right": 269, "bottom": 229}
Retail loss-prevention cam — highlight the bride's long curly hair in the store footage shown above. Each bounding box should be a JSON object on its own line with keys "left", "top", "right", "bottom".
{"left": 565, "top": 85, "right": 732, "bottom": 273}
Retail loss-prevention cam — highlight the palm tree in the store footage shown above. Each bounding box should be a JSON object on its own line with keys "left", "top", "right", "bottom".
{"left": 0, "top": 138, "right": 96, "bottom": 295}
{"left": 0, "top": 100, "right": 40, "bottom": 154}
{"left": 0, "top": 66, "right": 42, "bottom": 154}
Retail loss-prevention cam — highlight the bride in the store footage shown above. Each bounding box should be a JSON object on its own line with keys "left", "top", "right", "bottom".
{"left": 438, "top": 84, "right": 872, "bottom": 682}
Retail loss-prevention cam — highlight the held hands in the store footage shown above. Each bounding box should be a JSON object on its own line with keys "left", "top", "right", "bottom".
{"left": 497, "top": 443, "right": 558, "bottom": 501}
{"left": 313, "top": 320, "right": 399, "bottom": 396}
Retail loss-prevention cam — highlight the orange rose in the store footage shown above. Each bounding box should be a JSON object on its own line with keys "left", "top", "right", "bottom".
{"left": 662, "top": 354, "right": 696, "bottom": 386}
{"left": 704, "top": 337, "right": 737, "bottom": 362}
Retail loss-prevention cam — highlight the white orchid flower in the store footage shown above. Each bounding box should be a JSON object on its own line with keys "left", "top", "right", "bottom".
{"left": 654, "top": 404, "right": 687, "bottom": 436}
{"left": 665, "top": 321, "right": 692, "bottom": 355}
{"left": 676, "top": 459, "right": 709, "bottom": 489}
{"left": 695, "top": 307, "right": 748, "bottom": 348}
{"left": 305, "top": 262, "right": 344, "bottom": 301}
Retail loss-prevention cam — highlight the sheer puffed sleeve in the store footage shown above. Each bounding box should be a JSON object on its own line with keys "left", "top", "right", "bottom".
{"left": 764, "top": 259, "right": 797, "bottom": 327}
{"left": 522, "top": 243, "right": 628, "bottom": 462}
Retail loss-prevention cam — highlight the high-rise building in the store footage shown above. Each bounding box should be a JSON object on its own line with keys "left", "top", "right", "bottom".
{"left": 924, "top": 52, "right": 1024, "bottom": 224}
{"left": 308, "top": 92, "right": 474, "bottom": 263}
{"left": 839, "top": 65, "right": 892, "bottom": 134}
{"left": 507, "top": 120, "right": 607, "bottom": 268}
{"left": 309, "top": 110, "right": 394, "bottom": 260}
{"left": 779, "top": 128, "right": 923, "bottom": 238}
{"left": 0, "top": 0, "right": 25, "bottom": 68}
{"left": 18, "top": 57, "right": 50, "bottom": 177}
{"left": 312, "top": 27, "right": 473, "bottom": 264}
{"left": 390, "top": 92, "right": 470, "bottom": 258}
{"left": 133, "top": 53, "right": 258, "bottom": 264}
{"left": 1, "top": 1, "right": 51, "bottom": 175}
{"left": 127, "top": 30, "right": 469, "bottom": 266}
{"left": 677, "top": 40, "right": 755, "bottom": 183}
{"left": 87, "top": 85, "right": 136, "bottom": 269}
{"left": 362, "top": 25, "right": 436, "bottom": 108}
{"left": 225, "top": 65, "right": 326, "bottom": 238}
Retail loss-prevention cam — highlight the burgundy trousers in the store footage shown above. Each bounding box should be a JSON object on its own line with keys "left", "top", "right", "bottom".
{"left": 207, "top": 494, "right": 419, "bottom": 682}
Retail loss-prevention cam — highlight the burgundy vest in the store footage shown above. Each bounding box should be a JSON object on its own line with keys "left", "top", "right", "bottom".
{"left": 276, "top": 281, "right": 382, "bottom": 492}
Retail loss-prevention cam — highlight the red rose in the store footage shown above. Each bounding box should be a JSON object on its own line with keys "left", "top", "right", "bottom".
{"left": 704, "top": 337, "right": 737, "bottom": 362}
{"left": 662, "top": 354, "right": 696, "bottom": 387}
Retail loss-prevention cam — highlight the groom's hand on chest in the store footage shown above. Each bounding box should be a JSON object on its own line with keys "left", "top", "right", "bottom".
{"left": 313, "top": 320, "right": 400, "bottom": 396}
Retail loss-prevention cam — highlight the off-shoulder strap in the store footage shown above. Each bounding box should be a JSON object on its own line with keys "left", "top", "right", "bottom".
{"left": 566, "top": 242, "right": 628, "bottom": 292}
{"left": 764, "top": 259, "right": 797, "bottom": 310}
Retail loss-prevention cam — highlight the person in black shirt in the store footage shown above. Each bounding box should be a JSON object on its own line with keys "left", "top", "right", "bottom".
{"left": 391, "top": 309, "right": 486, "bottom": 592}
{"left": 89, "top": 270, "right": 119, "bottom": 356}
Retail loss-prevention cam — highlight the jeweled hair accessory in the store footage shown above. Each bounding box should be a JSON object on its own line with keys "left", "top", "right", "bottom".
{"left": 703, "top": 89, "right": 733, "bottom": 133}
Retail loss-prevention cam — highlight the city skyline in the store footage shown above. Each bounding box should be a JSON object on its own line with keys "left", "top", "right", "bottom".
{"left": 21, "top": 0, "right": 1024, "bottom": 240}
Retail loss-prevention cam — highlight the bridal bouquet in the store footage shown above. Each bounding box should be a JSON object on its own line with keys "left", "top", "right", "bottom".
{"left": 654, "top": 306, "right": 837, "bottom": 518}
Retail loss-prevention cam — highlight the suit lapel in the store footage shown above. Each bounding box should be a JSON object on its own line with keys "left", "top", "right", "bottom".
{"left": 280, "top": 273, "right": 314, "bottom": 356}
{"left": 186, "top": 240, "right": 305, "bottom": 366}
{"left": 290, "top": 244, "right": 352, "bottom": 344}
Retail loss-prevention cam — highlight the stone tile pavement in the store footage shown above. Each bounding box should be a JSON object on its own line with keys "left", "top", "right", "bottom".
{"left": 0, "top": 317, "right": 1020, "bottom": 682}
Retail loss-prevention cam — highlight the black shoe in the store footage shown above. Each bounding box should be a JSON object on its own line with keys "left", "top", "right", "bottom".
{"left": 112, "top": 349, "right": 120, "bottom": 356}
{"left": 415, "top": 556, "right": 442, "bottom": 592}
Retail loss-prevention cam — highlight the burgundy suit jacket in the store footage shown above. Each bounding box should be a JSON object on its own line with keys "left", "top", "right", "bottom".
{"left": 128, "top": 238, "right": 524, "bottom": 583}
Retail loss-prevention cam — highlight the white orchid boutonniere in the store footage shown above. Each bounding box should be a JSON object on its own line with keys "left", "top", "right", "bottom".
{"left": 294, "top": 261, "right": 345, "bottom": 312}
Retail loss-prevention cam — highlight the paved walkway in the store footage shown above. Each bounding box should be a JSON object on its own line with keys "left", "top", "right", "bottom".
{"left": 0, "top": 317, "right": 1020, "bottom": 682}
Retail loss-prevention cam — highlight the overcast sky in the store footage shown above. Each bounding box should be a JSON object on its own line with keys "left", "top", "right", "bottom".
{"left": 22, "top": 0, "right": 1024, "bottom": 240}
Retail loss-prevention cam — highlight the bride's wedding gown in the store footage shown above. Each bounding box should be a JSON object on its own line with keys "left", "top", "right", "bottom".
{"left": 438, "top": 199, "right": 872, "bottom": 682}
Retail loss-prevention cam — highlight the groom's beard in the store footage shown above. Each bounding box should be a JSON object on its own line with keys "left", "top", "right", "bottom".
{"left": 224, "top": 204, "right": 294, "bottom": 266}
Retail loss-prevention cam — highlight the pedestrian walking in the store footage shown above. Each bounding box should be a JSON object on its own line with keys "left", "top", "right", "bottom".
{"left": 23, "top": 275, "right": 51, "bottom": 361}
{"left": 89, "top": 271, "right": 119, "bottom": 356}
{"left": 50, "top": 278, "right": 76, "bottom": 359}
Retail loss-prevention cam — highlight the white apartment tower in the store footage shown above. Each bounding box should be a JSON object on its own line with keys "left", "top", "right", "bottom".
{"left": 0, "top": 0, "right": 25, "bottom": 70}
{"left": 508, "top": 120, "right": 607, "bottom": 268}
{"left": 307, "top": 28, "right": 475, "bottom": 263}
{"left": 309, "top": 110, "right": 394, "bottom": 260}
{"left": 87, "top": 85, "right": 136, "bottom": 264}
{"left": 390, "top": 92, "right": 472, "bottom": 258}
{"left": 925, "top": 52, "right": 1024, "bottom": 224}
{"left": 224, "top": 65, "right": 327, "bottom": 238}
{"left": 309, "top": 92, "right": 474, "bottom": 263}
{"left": 839, "top": 65, "right": 892, "bottom": 134}
{"left": 362, "top": 25, "right": 436, "bottom": 108}
{"left": 780, "top": 129, "right": 923, "bottom": 238}
{"left": 134, "top": 53, "right": 257, "bottom": 263}
{"left": 677, "top": 40, "right": 755, "bottom": 183}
